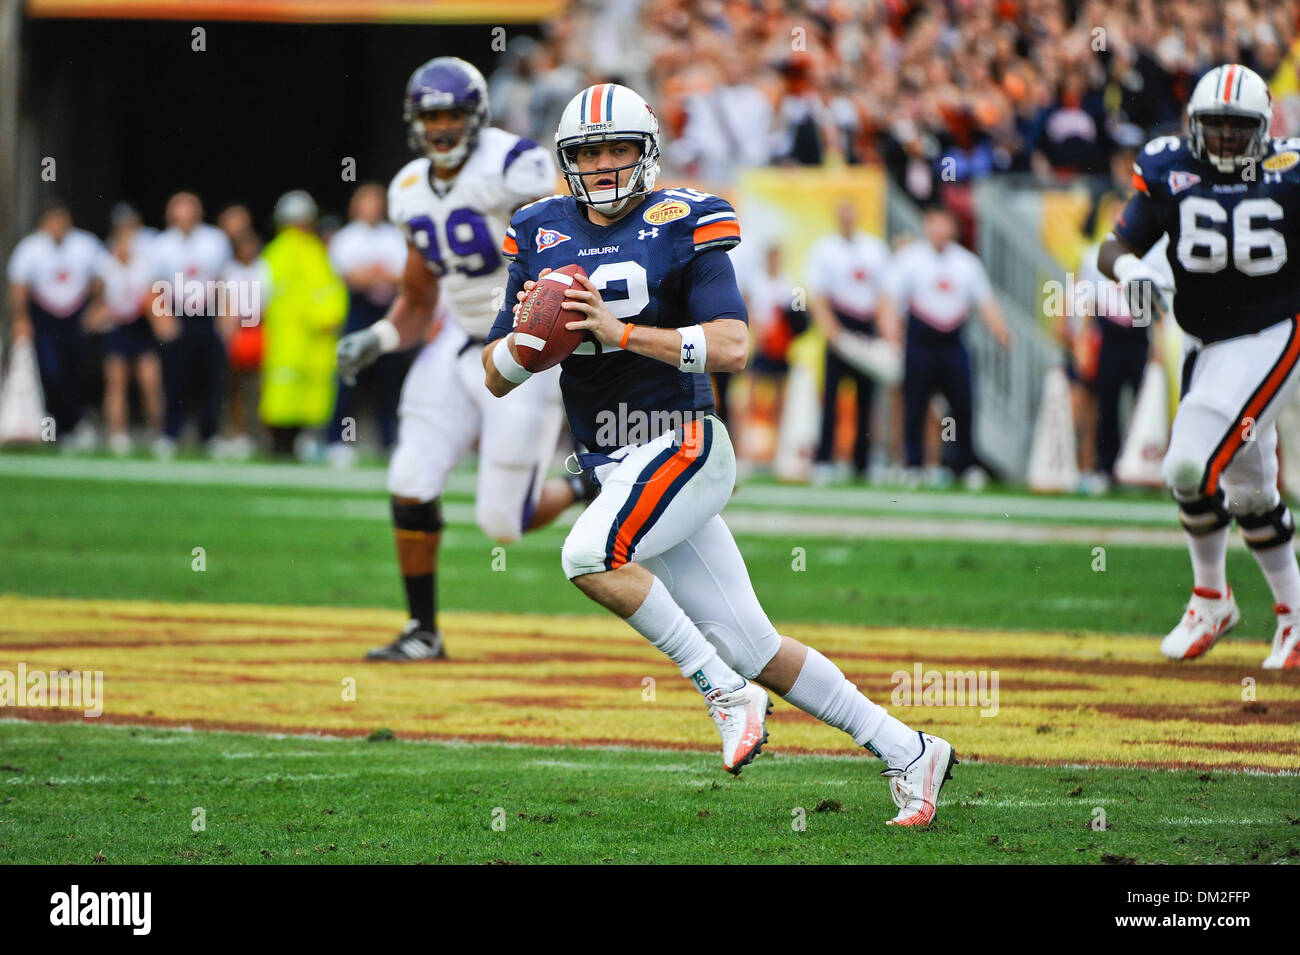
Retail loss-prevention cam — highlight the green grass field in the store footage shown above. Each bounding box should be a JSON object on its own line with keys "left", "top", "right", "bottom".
{"left": 2, "top": 722, "right": 1295, "bottom": 865}
{"left": 1, "top": 457, "right": 1297, "bottom": 865}
{"left": 0, "top": 470, "right": 1284, "bottom": 636}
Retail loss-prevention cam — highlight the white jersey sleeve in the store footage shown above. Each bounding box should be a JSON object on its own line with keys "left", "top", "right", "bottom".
{"left": 501, "top": 141, "right": 558, "bottom": 211}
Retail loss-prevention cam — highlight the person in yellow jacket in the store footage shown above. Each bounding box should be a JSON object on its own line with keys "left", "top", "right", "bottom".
{"left": 258, "top": 191, "right": 348, "bottom": 458}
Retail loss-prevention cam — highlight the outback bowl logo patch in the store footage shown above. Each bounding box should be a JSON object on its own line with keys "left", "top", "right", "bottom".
{"left": 535, "top": 227, "right": 572, "bottom": 253}
{"left": 1263, "top": 151, "right": 1300, "bottom": 172}
{"left": 1168, "top": 170, "right": 1201, "bottom": 194}
{"left": 643, "top": 199, "right": 690, "bottom": 226}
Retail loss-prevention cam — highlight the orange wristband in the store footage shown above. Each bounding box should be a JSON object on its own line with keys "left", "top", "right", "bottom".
{"left": 619, "top": 323, "right": 636, "bottom": 348}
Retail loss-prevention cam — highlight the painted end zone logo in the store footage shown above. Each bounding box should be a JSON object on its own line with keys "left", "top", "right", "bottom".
{"left": 535, "top": 227, "right": 572, "bottom": 252}
{"left": 642, "top": 199, "right": 690, "bottom": 225}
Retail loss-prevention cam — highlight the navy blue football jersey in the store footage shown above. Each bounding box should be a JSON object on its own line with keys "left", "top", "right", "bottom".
{"left": 487, "top": 188, "right": 747, "bottom": 454}
{"left": 1115, "top": 134, "right": 1300, "bottom": 343}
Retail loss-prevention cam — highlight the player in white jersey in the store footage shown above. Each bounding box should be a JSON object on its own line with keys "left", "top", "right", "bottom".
{"left": 336, "top": 57, "right": 592, "bottom": 661}
{"left": 7, "top": 201, "right": 106, "bottom": 444}
{"left": 806, "top": 201, "right": 898, "bottom": 482}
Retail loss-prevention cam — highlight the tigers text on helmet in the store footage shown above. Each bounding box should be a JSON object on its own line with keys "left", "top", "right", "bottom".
{"left": 403, "top": 57, "right": 490, "bottom": 170}
{"left": 1187, "top": 64, "right": 1272, "bottom": 173}
{"left": 556, "top": 84, "right": 661, "bottom": 217}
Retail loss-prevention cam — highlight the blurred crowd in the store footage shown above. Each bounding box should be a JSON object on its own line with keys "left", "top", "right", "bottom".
{"left": 7, "top": 0, "right": 1299, "bottom": 476}
{"left": 491, "top": 0, "right": 1298, "bottom": 198}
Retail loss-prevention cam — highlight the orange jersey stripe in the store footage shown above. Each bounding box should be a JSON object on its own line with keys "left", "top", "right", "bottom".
{"left": 1132, "top": 171, "right": 1147, "bottom": 194}
{"left": 1204, "top": 319, "right": 1300, "bottom": 494}
{"left": 693, "top": 221, "right": 740, "bottom": 245}
{"left": 502, "top": 234, "right": 519, "bottom": 255}
{"left": 610, "top": 421, "right": 704, "bottom": 568}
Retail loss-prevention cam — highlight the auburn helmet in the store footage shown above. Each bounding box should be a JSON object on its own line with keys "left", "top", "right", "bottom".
{"left": 556, "top": 84, "right": 661, "bottom": 217}
{"left": 1187, "top": 64, "right": 1272, "bottom": 173}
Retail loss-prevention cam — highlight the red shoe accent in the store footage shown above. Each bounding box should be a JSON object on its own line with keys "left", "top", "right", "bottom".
{"left": 1185, "top": 614, "right": 1234, "bottom": 658}
{"left": 1193, "top": 586, "right": 1225, "bottom": 599}
{"left": 1274, "top": 603, "right": 1293, "bottom": 615}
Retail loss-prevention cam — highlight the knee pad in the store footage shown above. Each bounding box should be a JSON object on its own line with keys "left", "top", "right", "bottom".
{"left": 561, "top": 529, "right": 607, "bottom": 580}
{"left": 1236, "top": 501, "right": 1295, "bottom": 551}
{"left": 391, "top": 497, "right": 443, "bottom": 534}
{"left": 1162, "top": 452, "right": 1209, "bottom": 498}
{"left": 1176, "top": 489, "right": 1231, "bottom": 536}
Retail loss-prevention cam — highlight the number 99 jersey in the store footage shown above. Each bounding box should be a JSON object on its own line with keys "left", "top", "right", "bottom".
{"left": 1115, "top": 134, "right": 1300, "bottom": 344}
{"left": 387, "top": 127, "right": 557, "bottom": 339}
{"left": 487, "top": 187, "right": 748, "bottom": 455}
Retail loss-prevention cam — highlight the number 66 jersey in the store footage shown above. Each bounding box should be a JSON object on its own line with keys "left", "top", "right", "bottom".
{"left": 1116, "top": 134, "right": 1300, "bottom": 344}
{"left": 487, "top": 187, "right": 747, "bottom": 455}
{"left": 387, "top": 126, "right": 557, "bottom": 339}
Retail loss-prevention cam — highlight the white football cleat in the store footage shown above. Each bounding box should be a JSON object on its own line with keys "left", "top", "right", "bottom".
{"left": 706, "top": 681, "right": 771, "bottom": 775}
{"left": 1160, "top": 586, "right": 1239, "bottom": 661}
{"left": 1262, "top": 604, "right": 1300, "bottom": 669}
{"left": 882, "top": 732, "right": 957, "bottom": 827}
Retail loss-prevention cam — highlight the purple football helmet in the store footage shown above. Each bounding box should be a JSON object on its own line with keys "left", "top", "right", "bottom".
{"left": 402, "top": 56, "right": 490, "bottom": 169}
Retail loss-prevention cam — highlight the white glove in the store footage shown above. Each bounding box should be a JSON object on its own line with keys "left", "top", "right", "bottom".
{"left": 1113, "top": 253, "right": 1173, "bottom": 328}
{"left": 336, "top": 320, "right": 400, "bottom": 386}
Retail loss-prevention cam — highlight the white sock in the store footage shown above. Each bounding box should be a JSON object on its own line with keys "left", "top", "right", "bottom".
{"left": 1187, "top": 526, "right": 1229, "bottom": 594}
{"left": 1250, "top": 542, "right": 1300, "bottom": 609}
{"left": 625, "top": 576, "right": 744, "bottom": 697}
{"left": 782, "top": 646, "right": 920, "bottom": 766}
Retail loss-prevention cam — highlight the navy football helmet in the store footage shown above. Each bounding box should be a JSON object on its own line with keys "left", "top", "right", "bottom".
{"left": 403, "top": 57, "right": 490, "bottom": 169}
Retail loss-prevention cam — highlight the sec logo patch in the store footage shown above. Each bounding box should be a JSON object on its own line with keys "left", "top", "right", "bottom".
{"left": 399, "top": 173, "right": 420, "bottom": 189}
{"left": 1263, "top": 151, "right": 1299, "bottom": 172}
{"left": 643, "top": 199, "right": 690, "bottom": 225}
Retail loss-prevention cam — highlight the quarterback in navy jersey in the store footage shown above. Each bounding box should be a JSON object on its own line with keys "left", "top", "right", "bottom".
{"left": 490, "top": 186, "right": 746, "bottom": 452}
{"left": 484, "top": 83, "right": 958, "bottom": 825}
{"left": 1100, "top": 63, "right": 1300, "bottom": 668}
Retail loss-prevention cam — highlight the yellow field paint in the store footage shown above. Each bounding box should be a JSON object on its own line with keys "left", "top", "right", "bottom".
{"left": 1, "top": 596, "right": 1296, "bottom": 771}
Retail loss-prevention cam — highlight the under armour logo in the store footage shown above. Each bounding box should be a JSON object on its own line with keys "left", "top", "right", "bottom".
{"left": 682, "top": 343, "right": 697, "bottom": 364}
{"left": 638, "top": 228, "right": 659, "bottom": 240}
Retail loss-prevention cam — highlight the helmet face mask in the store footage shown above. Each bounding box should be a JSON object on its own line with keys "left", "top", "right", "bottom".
{"left": 1190, "top": 110, "right": 1269, "bottom": 171}
{"left": 402, "top": 57, "right": 489, "bottom": 170}
{"left": 556, "top": 84, "right": 662, "bottom": 218}
{"left": 1186, "top": 64, "right": 1272, "bottom": 173}
{"left": 411, "top": 108, "right": 473, "bottom": 167}
{"left": 557, "top": 135, "right": 658, "bottom": 217}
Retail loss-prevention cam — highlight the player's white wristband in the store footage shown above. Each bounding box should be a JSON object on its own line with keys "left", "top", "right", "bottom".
{"left": 1112, "top": 253, "right": 1143, "bottom": 284}
{"left": 372, "top": 318, "right": 401, "bottom": 354}
{"left": 492, "top": 335, "right": 533, "bottom": 384}
{"left": 677, "top": 324, "right": 708, "bottom": 373}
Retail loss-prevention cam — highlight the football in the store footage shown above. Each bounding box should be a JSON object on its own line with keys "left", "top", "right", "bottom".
{"left": 511, "top": 264, "right": 588, "bottom": 371}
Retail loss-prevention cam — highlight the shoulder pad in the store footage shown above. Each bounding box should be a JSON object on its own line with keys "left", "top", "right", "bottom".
{"left": 1133, "top": 135, "right": 1197, "bottom": 196}
{"left": 503, "top": 194, "right": 568, "bottom": 259}
{"left": 640, "top": 188, "right": 740, "bottom": 252}
{"left": 388, "top": 158, "right": 429, "bottom": 197}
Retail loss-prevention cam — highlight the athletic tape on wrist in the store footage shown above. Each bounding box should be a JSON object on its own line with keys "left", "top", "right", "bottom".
{"left": 1112, "top": 253, "right": 1141, "bottom": 284}
{"left": 492, "top": 336, "right": 533, "bottom": 384}
{"left": 677, "top": 324, "right": 708, "bottom": 373}
{"left": 372, "top": 319, "right": 401, "bottom": 354}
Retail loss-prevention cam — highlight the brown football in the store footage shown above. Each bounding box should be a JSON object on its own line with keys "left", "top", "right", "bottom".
{"left": 511, "top": 264, "right": 589, "bottom": 372}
